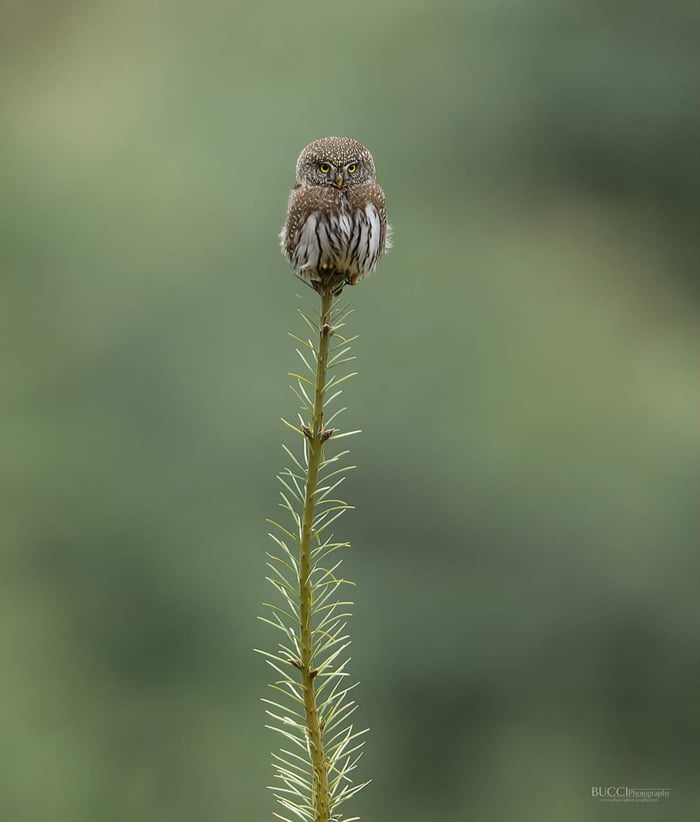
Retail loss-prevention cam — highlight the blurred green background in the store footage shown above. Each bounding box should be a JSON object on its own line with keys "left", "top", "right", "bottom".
{"left": 1, "top": 1, "right": 698, "bottom": 820}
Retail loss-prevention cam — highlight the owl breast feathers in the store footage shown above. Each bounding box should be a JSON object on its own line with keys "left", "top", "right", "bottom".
{"left": 280, "top": 137, "right": 390, "bottom": 289}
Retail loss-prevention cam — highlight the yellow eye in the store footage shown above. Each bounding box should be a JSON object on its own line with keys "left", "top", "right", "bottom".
{"left": 347, "top": 164, "right": 357, "bottom": 174}
{"left": 319, "top": 163, "right": 331, "bottom": 173}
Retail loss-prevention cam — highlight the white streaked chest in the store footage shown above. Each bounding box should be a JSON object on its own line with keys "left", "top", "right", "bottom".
{"left": 292, "top": 199, "right": 382, "bottom": 275}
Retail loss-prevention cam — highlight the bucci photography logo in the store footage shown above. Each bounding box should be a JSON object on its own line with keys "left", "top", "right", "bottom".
{"left": 591, "top": 786, "right": 671, "bottom": 803}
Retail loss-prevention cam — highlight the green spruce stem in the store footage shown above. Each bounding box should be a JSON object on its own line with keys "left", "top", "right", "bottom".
{"left": 262, "top": 274, "right": 366, "bottom": 822}
{"left": 299, "top": 284, "right": 335, "bottom": 822}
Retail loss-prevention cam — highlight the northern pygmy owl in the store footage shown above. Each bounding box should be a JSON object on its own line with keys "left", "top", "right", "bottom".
{"left": 280, "top": 137, "right": 390, "bottom": 291}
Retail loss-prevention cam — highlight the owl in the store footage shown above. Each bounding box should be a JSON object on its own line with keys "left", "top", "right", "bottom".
{"left": 280, "top": 137, "right": 390, "bottom": 291}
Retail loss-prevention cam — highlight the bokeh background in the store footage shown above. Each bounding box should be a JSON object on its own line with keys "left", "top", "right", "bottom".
{"left": 2, "top": 1, "right": 698, "bottom": 820}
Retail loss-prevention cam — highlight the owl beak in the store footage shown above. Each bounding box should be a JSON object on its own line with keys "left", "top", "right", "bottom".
{"left": 335, "top": 173, "right": 344, "bottom": 189}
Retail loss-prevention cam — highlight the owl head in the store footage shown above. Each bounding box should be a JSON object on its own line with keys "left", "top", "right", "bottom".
{"left": 295, "top": 136, "right": 376, "bottom": 189}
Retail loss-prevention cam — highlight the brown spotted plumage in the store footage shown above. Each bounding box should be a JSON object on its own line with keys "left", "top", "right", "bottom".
{"left": 280, "top": 137, "right": 390, "bottom": 290}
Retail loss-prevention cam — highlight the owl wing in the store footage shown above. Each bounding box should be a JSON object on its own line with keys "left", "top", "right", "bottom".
{"left": 348, "top": 182, "right": 389, "bottom": 254}
{"left": 281, "top": 186, "right": 333, "bottom": 270}
{"left": 345, "top": 182, "right": 390, "bottom": 283}
{"left": 371, "top": 183, "right": 390, "bottom": 257}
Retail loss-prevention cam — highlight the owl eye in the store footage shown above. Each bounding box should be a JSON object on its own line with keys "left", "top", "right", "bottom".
{"left": 346, "top": 164, "right": 357, "bottom": 174}
{"left": 319, "top": 163, "right": 331, "bottom": 174}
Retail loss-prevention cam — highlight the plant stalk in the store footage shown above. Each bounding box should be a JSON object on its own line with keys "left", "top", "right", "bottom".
{"left": 298, "top": 283, "right": 335, "bottom": 822}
